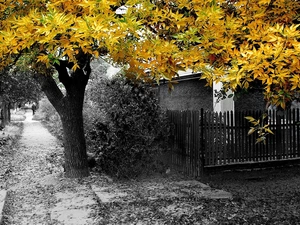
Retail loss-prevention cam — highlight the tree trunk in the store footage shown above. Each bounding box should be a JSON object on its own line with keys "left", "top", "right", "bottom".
{"left": 59, "top": 91, "right": 89, "bottom": 178}
{"left": 1, "top": 102, "right": 10, "bottom": 127}
{"left": 34, "top": 55, "right": 91, "bottom": 178}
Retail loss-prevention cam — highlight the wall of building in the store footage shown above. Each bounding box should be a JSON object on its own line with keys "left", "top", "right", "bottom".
{"left": 234, "top": 90, "right": 266, "bottom": 112}
{"left": 213, "top": 82, "right": 235, "bottom": 113}
{"left": 157, "top": 76, "right": 266, "bottom": 113}
{"left": 157, "top": 78, "right": 213, "bottom": 111}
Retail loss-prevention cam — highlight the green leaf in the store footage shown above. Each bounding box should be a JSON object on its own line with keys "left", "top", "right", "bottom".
{"left": 53, "top": 59, "right": 60, "bottom": 65}
{"left": 228, "top": 93, "right": 234, "bottom": 98}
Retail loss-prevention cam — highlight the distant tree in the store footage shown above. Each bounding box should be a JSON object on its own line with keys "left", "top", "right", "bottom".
{"left": 0, "top": 68, "right": 41, "bottom": 126}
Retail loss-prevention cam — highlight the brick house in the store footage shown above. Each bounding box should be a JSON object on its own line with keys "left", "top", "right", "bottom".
{"left": 156, "top": 71, "right": 266, "bottom": 113}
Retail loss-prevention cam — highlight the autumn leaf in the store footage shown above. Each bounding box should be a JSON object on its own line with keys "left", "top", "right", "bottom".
{"left": 0, "top": 0, "right": 298, "bottom": 107}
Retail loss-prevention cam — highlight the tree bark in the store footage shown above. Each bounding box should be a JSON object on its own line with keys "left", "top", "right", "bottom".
{"left": 1, "top": 102, "right": 10, "bottom": 127}
{"left": 60, "top": 97, "right": 89, "bottom": 178}
{"left": 58, "top": 65, "right": 90, "bottom": 178}
{"left": 34, "top": 55, "right": 91, "bottom": 178}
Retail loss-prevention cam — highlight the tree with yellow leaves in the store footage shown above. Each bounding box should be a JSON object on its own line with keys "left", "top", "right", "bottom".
{"left": 0, "top": 0, "right": 299, "bottom": 177}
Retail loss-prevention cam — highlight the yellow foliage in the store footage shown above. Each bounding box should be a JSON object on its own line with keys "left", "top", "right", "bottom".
{"left": 0, "top": 0, "right": 299, "bottom": 107}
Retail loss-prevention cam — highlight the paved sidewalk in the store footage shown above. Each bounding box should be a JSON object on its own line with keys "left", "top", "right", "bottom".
{"left": 3, "top": 112, "right": 100, "bottom": 225}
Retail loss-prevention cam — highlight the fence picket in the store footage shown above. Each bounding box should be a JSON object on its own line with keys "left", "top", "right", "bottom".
{"left": 226, "top": 111, "right": 230, "bottom": 163}
{"left": 294, "top": 108, "right": 300, "bottom": 157}
{"left": 271, "top": 109, "right": 276, "bottom": 160}
{"left": 167, "top": 108, "right": 300, "bottom": 177}
{"left": 206, "top": 111, "right": 211, "bottom": 165}
{"left": 199, "top": 109, "right": 204, "bottom": 175}
{"left": 187, "top": 111, "right": 191, "bottom": 176}
{"left": 292, "top": 109, "right": 296, "bottom": 157}
{"left": 195, "top": 110, "right": 200, "bottom": 176}
{"left": 208, "top": 111, "right": 213, "bottom": 165}
{"left": 239, "top": 111, "right": 245, "bottom": 162}
{"left": 223, "top": 112, "right": 227, "bottom": 164}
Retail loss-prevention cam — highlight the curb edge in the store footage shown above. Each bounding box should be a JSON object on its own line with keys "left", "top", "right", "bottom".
{"left": 0, "top": 190, "right": 7, "bottom": 225}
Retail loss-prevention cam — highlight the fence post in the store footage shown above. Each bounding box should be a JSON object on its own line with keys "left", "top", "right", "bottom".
{"left": 276, "top": 111, "right": 283, "bottom": 159}
{"left": 166, "top": 110, "right": 172, "bottom": 169}
{"left": 191, "top": 110, "right": 200, "bottom": 177}
{"left": 199, "top": 108, "right": 205, "bottom": 176}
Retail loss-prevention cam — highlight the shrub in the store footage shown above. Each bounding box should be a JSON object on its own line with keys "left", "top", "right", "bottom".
{"left": 84, "top": 75, "right": 170, "bottom": 178}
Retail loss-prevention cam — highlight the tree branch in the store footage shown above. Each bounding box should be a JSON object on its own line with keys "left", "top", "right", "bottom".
{"left": 33, "top": 71, "right": 64, "bottom": 114}
{"left": 53, "top": 60, "right": 73, "bottom": 90}
{"left": 73, "top": 52, "right": 92, "bottom": 87}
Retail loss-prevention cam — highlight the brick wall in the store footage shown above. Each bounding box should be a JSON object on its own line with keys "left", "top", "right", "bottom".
{"left": 157, "top": 77, "right": 265, "bottom": 113}
{"left": 234, "top": 90, "right": 266, "bottom": 112}
{"left": 157, "top": 78, "right": 213, "bottom": 111}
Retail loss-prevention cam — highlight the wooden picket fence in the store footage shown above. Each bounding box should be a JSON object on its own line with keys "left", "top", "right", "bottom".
{"left": 167, "top": 108, "right": 300, "bottom": 177}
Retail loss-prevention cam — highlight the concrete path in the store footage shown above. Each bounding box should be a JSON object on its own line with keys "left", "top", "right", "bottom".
{"left": 3, "top": 112, "right": 100, "bottom": 225}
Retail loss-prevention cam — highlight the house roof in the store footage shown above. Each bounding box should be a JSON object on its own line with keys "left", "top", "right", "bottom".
{"left": 173, "top": 70, "right": 202, "bottom": 81}
{"left": 159, "top": 69, "right": 202, "bottom": 84}
{"left": 91, "top": 58, "right": 202, "bottom": 81}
